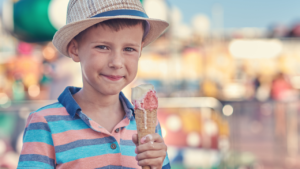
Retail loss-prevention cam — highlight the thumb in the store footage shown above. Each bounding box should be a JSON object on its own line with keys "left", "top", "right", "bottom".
{"left": 132, "top": 133, "right": 138, "bottom": 146}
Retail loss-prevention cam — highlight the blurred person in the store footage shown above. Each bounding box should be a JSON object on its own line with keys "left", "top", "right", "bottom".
{"left": 254, "top": 74, "right": 271, "bottom": 101}
{"left": 17, "top": 0, "right": 170, "bottom": 169}
{"left": 271, "top": 73, "right": 297, "bottom": 101}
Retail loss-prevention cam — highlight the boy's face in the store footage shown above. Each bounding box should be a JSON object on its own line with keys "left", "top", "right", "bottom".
{"left": 68, "top": 23, "right": 144, "bottom": 96}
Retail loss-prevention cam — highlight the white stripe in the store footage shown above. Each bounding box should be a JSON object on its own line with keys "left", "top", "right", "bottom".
{"left": 113, "top": 0, "right": 118, "bottom": 9}
{"left": 96, "top": 0, "right": 102, "bottom": 13}
{"left": 84, "top": 0, "right": 92, "bottom": 16}
{"left": 74, "top": 2, "right": 81, "bottom": 21}
{"left": 123, "top": 0, "right": 128, "bottom": 8}
{"left": 128, "top": 0, "right": 132, "bottom": 9}
{"left": 92, "top": 0, "right": 97, "bottom": 12}
{"left": 121, "top": 0, "right": 125, "bottom": 8}
{"left": 101, "top": 0, "right": 106, "bottom": 11}
{"left": 117, "top": 0, "right": 122, "bottom": 8}
{"left": 108, "top": 0, "right": 112, "bottom": 10}
{"left": 78, "top": 0, "right": 87, "bottom": 18}
{"left": 70, "top": 4, "right": 76, "bottom": 22}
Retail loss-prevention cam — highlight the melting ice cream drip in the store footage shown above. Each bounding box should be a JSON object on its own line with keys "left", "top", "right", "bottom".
{"left": 132, "top": 84, "right": 158, "bottom": 130}
{"left": 133, "top": 99, "right": 147, "bottom": 129}
{"left": 143, "top": 109, "right": 147, "bottom": 129}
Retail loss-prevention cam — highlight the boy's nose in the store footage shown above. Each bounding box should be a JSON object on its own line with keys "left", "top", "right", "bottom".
{"left": 108, "top": 51, "right": 124, "bottom": 69}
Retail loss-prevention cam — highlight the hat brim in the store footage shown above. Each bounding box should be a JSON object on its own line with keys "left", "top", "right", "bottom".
{"left": 52, "top": 15, "right": 169, "bottom": 57}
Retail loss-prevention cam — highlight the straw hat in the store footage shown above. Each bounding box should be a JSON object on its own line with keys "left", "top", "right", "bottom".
{"left": 52, "top": 0, "right": 169, "bottom": 57}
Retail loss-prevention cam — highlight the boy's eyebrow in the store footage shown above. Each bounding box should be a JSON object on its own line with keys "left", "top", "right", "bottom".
{"left": 123, "top": 42, "right": 141, "bottom": 47}
{"left": 90, "top": 41, "right": 112, "bottom": 45}
{"left": 91, "top": 41, "right": 141, "bottom": 47}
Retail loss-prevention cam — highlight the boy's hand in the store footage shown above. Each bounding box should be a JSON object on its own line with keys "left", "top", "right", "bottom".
{"left": 132, "top": 133, "right": 167, "bottom": 169}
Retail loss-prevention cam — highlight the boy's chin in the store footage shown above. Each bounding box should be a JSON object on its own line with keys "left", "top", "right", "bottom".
{"left": 97, "top": 87, "right": 123, "bottom": 96}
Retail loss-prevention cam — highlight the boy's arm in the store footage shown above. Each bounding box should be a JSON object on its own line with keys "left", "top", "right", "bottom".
{"left": 17, "top": 112, "right": 56, "bottom": 169}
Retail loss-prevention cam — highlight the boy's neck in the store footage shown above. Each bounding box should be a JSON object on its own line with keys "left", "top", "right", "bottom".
{"left": 73, "top": 86, "right": 122, "bottom": 116}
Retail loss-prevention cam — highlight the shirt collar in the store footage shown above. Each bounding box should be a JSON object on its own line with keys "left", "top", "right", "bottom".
{"left": 58, "top": 86, "right": 81, "bottom": 118}
{"left": 58, "top": 86, "right": 135, "bottom": 118}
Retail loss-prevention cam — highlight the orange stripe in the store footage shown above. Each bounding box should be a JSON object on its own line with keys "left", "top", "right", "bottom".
{"left": 26, "top": 114, "right": 47, "bottom": 127}
{"left": 25, "top": 107, "right": 69, "bottom": 127}
{"left": 56, "top": 154, "right": 122, "bottom": 169}
{"left": 121, "top": 129, "right": 137, "bottom": 140}
{"left": 122, "top": 155, "right": 141, "bottom": 168}
{"left": 52, "top": 128, "right": 106, "bottom": 146}
{"left": 38, "top": 107, "right": 69, "bottom": 116}
{"left": 21, "top": 142, "right": 55, "bottom": 159}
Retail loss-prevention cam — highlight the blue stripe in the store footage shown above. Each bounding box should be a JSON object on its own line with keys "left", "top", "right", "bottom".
{"left": 120, "top": 145, "right": 136, "bottom": 156}
{"left": 156, "top": 122, "right": 162, "bottom": 135}
{"left": 125, "top": 119, "right": 137, "bottom": 130}
{"left": 91, "top": 9, "right": 148, "bottom": 19}
{"left": 47, "top": 119, "right": 89, "bottom": 134}
{"left": 96, "top": 165, "right": 135, "bottom": 169}
{"left": 120, "top": 139, "right": 135, "bottom": 146}
{"left": 27, "top": 122, "right": 50, "bottom": 132}
{"left": 30, "top": 102, "right": 63, "bottom": 115}
{"left": 44, "top": 115, "right": 80, "bottom": 122}
{"left": 162, "top": 163, "right": 171, "bottom": 169}
{"left": 19, "top": 154, "right": 55, "bottom": 167}
{"left": 23, "top": 130, "right": 53, "bottom": 146}
{"left": 55, "top": 137, "right": 116, "bottom": 153}
{"left": 56, "top": 142, "right": 120, "bottom": 164}
{"left": 18, "top": 161, "right": 54, "bottom": 169}
{"left": 163, "top": 153, "right": 170, "bottom": 166}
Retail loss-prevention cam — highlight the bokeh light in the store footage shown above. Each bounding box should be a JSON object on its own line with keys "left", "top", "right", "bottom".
{"left": 166, "top": 115, "right": 182, "bottom": 132}
{"left": 28, "top": 85, "right": 40, "bottom": 97}
{"left": 222, "top": 104, "right": 233, "bottom": 116}
{"left": 187, "top": 132, "right": 201, "bottom": 147}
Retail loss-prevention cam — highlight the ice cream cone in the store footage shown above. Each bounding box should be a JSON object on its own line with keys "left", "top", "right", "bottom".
{"left": 135, "top": 108, "right": 157, "bottom": 169}
{"left": 131, "top": 84, "right": 158, "bottom": 169}
{"left": 135, "top": 109, "right": 157, "bottom": 145}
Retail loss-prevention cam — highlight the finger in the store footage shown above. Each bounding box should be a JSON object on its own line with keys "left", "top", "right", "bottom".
{"left": 132, "top": 134, "right": 138, "bottom": 146}
{"left": 141, "top": 133, "right": 164, "bottom": 144}
{"left": 136, "top": 150, "right": 166, "bottom": 161}
{"left": 137, "top": 142, "right": 167, "bottom": 153}
{"left": 137, "top": 157, "right": 165, "bottom": 167}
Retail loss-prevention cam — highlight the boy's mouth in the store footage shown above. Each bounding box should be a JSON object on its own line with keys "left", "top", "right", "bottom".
{"left": 101, "top": 74, "right": 124, "bottom": 81}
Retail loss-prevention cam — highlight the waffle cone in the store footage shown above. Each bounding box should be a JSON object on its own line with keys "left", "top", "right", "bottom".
{"left": 135, "top": 108, "right": 157, "bottom": 169}
{"left": 135, "top": 108, "right": 157, "bottom": 145}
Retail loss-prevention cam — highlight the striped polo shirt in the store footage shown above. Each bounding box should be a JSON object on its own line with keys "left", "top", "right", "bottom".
{"left": 17, "top": 86, "right": 170, "bottom": 169}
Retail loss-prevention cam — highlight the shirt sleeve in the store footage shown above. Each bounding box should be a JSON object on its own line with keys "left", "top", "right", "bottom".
{"left": 17, "top": 112, "right": 56, "bottom": 169}
{"left": 155, "top": 120, "right": 171, "bottom": 169}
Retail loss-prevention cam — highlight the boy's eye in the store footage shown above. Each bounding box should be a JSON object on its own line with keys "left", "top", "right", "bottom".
{"left": 96, "top": 45, "right": 108, "bottom": 50}
{"left": 124, "top": 47, "right": 135, "bottom": 52}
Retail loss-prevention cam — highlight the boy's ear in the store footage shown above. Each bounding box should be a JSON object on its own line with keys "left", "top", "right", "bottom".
{"left": 68, "top": 39, "right": 80, "bottom": 62}
{"left": 139, "top": 42, "right": 145, "bottom": 57}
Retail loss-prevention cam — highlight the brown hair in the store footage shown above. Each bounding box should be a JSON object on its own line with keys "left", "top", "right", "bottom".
{"left": 74, "top": 19, "right": 147, "bottom": 42}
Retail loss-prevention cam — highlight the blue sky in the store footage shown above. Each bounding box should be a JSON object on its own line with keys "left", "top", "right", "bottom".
{"left": 1, "top": 0, "right": 300, "bottom": 29}
{"left": 169, "top": 0, "right": 300, "bottom": 29}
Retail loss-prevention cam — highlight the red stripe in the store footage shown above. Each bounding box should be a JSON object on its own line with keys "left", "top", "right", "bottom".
{"left": 52, "top": 128, "right": 106, "bottom": 146}
{"left": 122, "top": 155, "right": 141, "bottom": 168}
{"left": 26, "top": 107, "right": 69, "bottom": 127}
{"left": 21, "top": 142, "right": 56, "bottom": 160}
{"left": 56, "top": 154, "right": 122, "bottom": 169}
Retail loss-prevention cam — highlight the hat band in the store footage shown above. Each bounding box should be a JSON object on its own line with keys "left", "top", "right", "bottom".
{"left": 91, "top": 9, "right": 150, "bottom": 40}
{"left": 91, "top": 9, "right": 149, "bottom": 18}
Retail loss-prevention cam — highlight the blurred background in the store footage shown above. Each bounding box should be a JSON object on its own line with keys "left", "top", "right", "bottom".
{"left": 0, "top": 0, "right": 300, "bottom": 168}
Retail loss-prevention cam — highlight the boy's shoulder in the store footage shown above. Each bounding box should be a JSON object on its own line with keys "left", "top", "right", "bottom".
{"left": 28, "top": 102, "right": 68, "bottom": 119}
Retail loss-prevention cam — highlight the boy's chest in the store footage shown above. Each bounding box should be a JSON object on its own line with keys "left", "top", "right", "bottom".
{"left": 49, "top": 115, "right": 140, "bottom": 168}
{"left": 85, "top": 112, "right": 124, "bottom": 134}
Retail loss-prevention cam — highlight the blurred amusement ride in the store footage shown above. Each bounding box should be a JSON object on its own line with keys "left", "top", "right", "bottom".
{"left": 1, "top": 0, "right": 300, "bottom": 169}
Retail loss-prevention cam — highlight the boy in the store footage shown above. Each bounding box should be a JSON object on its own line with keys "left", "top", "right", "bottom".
{"left": 17, "top": 0, "right": 170, "bottom": 169}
